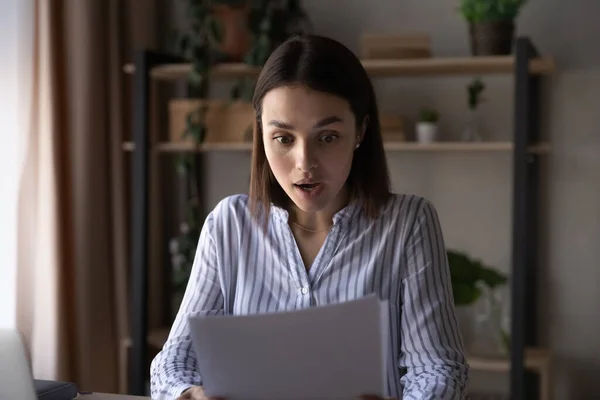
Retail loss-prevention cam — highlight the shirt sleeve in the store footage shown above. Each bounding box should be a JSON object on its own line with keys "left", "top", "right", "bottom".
{"left": 398, "top": 199, "right": 469, "bottom": 399}
{"left": 150, "top": 214, "right": 224, "bottom": 400}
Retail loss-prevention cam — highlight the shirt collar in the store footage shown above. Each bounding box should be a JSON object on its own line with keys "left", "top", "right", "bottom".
{"left": 270, "top": 198, "right": 362, "bottom": 227}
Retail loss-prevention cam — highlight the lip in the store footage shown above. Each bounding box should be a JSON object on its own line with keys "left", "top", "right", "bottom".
{"left": 293, "top": 181, "right": 324, "bottom": 201}
{"left": 294, "top": 178, "right": 321, "bottom": 185}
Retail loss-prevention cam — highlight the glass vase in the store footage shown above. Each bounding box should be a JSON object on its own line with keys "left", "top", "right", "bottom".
{"left": 468, "top": 285, "right": 510, "bottom": 359}
{"left": 462, "top": 108, "right": 483, "bottom": 142}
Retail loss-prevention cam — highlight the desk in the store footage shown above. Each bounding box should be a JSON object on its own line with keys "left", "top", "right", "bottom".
{"left": 77, "top": 394, "right": 149, "bottom": 400}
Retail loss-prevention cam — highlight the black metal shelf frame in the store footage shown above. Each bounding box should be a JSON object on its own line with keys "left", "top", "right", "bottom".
{"left": 128, "top": 38, "right": 546, "bottom": 399}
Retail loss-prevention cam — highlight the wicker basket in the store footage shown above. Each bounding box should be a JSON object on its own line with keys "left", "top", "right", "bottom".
{"left": 169, "top": 99, "right": 255, "bottom": 145}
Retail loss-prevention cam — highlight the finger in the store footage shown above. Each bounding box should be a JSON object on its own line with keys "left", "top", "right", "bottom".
{"left": 177, "top": 391, "right": 194, "bottom": 400}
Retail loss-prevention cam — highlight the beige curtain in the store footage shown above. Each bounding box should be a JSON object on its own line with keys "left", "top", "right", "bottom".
{"left": 15, "top": 0, "right": 161, "bottom": 393}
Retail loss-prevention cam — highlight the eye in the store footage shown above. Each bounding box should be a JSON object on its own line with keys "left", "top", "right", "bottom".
{"left": 275, "top": 135, "right": 293, "bottom": 145}
{"left": 319, "top": 133, "right": 339, "bottom": 143}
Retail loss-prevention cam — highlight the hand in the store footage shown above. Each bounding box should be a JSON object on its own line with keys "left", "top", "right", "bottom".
{"left": 175, "top": 386, "right": 224, "bottom": 400}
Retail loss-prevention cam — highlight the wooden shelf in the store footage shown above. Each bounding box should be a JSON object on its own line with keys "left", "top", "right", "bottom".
{"left": 121, "top": 327, "right": 170, "bottom": 350}
{"left": 147, "top": 328, "right": 170, "bottom": 349}
{"left": 129, "top": 327, "right": 550, "bottom": 400}
{"left": 383, "top": 141, "right": 551, "bottom": 153}
{"left": 135, "top": 326, "right": 551, "bottom": 374}
{"left": 361, "top": 56, "right": 555, "bottom": 76}
{"left": 123, "top": 56, "right": 555, "bottom": 81}
{"left": 122, "top": 141, "right": 252, "bottom": 152}
{"left": 468, "top": 347, "right": 551, "bottom": 373}
{"left": 123, "top": 62, "right": 262, "bottom": 80}
{"left": 122, "top": 141, "right": 550, "bottom": 154}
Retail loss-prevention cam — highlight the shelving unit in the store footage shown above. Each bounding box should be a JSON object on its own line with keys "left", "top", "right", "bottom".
{"left": 136, "top": 326, "right": 551, "bottom": 400}
{"left": 470, "top": 349, "right": 552, "bottom": 400}
{"left": 121, "top": 141, "right": 551, "bottom": 153}
{"left": 123, "top": 55, "right": 555, "bottom": 79}
{"left": 125, "top": 39, "right": 555, "bottom": 398}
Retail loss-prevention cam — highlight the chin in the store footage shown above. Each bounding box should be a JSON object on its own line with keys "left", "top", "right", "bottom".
{"left": 287, "top": 190, "right": 331, "bottom": 213}
{"left": 292, "top": 200, "right": 329, "bottom": 213}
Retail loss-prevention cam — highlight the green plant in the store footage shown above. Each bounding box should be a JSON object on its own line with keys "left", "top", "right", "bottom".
{"left": 447, "top": 249, "right": 508, "bottom": 306}
{"left": 169, "top": 221, "right": 201, "bottom": 295}
{"left": 467, "top": 78, "right": 486, "bottom": 109}
{"left": 168, "top": 1, "right": 310, "bottom": 306}
{"left": 245, "top": 1, "right": 309, "bottom": 64}
{"left": 165, "top": 2, "right": 225, "bottom": 302}
{"left": 458, "top": 0, "right": 528, "bottom": 23}
{"left": 419, "top": 108, "right": 439, "bottom": 123}
{"left": 232, "top": 0, "right": 311, "bottom": 101}
{"left": 448, "top": 250, "right": 512, "bottom": 353}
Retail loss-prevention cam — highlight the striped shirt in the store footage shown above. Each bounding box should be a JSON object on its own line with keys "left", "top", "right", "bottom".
{"left": 150, "top": 193, "right": 469, "bottom": 399}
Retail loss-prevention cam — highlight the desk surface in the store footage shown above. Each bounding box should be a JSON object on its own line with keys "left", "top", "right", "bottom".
{"left": 78, "top": 393, "right": 149, "bottom": 400}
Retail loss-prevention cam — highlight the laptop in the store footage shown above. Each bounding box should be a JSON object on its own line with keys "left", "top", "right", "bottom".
{"left": 0, "top": 328, "right": 79, "bottom": 400}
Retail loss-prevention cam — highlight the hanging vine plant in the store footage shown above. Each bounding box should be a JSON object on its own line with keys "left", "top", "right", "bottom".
{"left": 168, "top": 0, "right": 311, "bottom": 308}
{"left": 169, "top": 0, "right": 217, "bottom": 299}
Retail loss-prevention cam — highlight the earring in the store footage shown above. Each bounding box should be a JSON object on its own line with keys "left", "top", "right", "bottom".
{"left": 355, "top": 136, "right": 361, "bottom": 149}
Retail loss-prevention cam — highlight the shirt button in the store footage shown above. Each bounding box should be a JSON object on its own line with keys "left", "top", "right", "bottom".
{"left": 301, "top": 287, "right": 309, "bottom": 294}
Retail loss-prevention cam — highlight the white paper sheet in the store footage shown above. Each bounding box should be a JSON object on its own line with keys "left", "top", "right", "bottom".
{"left": 188, "top": 294, "right": 389, "bottom": 400}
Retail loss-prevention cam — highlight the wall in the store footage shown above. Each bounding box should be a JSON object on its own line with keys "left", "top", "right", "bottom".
{"left": 170, "top": 0, "right": 600, "bottom": 397}
{"left": 0, "top": 0, "right": 33, "bottom": 329}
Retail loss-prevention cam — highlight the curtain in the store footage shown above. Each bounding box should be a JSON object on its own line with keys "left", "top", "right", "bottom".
{"left": 14, "top": 0, "right": 162, "bottom": 393}
{"left": 16, "top": 0, "right": 71, "bottom": 382}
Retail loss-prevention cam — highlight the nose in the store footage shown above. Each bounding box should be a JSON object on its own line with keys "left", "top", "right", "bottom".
{"left": 295, "top": 141, "right": 318, "bottom": 172}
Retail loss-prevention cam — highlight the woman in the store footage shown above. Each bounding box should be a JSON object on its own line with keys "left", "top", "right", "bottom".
{"left": 150, "top": 34, "right": 469, "bottom": 400}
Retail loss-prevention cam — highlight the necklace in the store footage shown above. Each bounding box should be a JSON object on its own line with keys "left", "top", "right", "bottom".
{"left": 290, "top": 220, "right": 332, "bottom": 233}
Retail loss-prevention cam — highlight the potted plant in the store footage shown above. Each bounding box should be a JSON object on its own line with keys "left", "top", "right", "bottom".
{"left": 244, "top": 0, "right": 311, "bottom": 67}
{"left": 447, "top": 250, "right": 511, "bottom": 357}
{"left": 171, "top": 0, "right": 312, "bottom": 146}
{"left": 167, "top": 0, "right": 310, "bottom": 315}
{"left": 416, "top": 108, "right": 439, "bottom": 143}
{"left": 175, "top": 0, "right": 310, "bottom": 65}
{"left": 211, "top": 1, "right": 251, "bottom": 63}
{"left": 458, "top": 0, "right": 528, "bottom": 55}
{"left": 447, "top": 250, "right": 507, "bottom": 306}
{"left": 462, "top": 77, "right": 486, "bottom": 141}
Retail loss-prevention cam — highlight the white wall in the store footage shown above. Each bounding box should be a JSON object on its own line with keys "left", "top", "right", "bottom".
{"left": 0, "top": 0, "right": 33, "bottom": 329}
{"left": 175, "top": 0, "right": 600, "bottom": 397}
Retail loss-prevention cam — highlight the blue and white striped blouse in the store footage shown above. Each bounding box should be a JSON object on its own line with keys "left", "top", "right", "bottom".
{"left": 150, "top": 193, "right": 469, "bottom": 399}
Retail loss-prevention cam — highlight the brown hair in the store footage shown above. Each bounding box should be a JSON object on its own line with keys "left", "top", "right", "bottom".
{"left": 249, "top": 34, "right": 391, "bottom": 222}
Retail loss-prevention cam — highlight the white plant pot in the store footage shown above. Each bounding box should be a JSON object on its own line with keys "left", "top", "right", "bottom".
{"left": 416, "top": 122, "right": 438, "bottom": 143}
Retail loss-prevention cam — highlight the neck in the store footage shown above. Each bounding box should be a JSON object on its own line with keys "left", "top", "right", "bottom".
{"left": 288, "top": 186, "right": 349, "bottom": 232}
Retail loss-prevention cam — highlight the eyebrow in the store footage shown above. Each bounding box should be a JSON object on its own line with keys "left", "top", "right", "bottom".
{"left": 267, "top": 116, "right": 343, "bottom": 130}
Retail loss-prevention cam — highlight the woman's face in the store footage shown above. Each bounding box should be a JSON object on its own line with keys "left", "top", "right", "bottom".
{"left": 261, "top": 85, "right": 362, "bottom": 214}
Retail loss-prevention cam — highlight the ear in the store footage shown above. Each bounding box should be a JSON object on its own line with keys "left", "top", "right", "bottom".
{"left": 354, "top": 116, "right": 369, "bottom": 150}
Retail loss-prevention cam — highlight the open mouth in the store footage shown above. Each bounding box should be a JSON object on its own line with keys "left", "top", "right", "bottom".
{"left": 294, "top": 182, "right": 320, "bottom": 192}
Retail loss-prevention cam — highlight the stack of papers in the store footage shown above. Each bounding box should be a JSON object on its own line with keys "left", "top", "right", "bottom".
{"left": 189, "top": 294, "right": 390, "bottom": 400}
